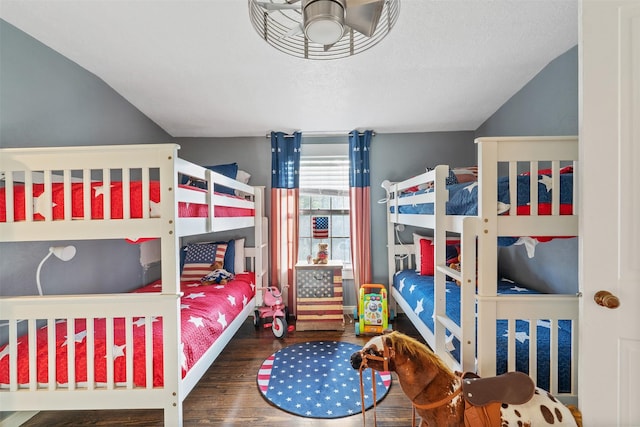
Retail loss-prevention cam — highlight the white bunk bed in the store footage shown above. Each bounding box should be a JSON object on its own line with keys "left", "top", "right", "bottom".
{"left": 0, "top": 143, "right": 269, "bottom": 425}
{"left": 385, "top": 136, "right": 579, "bottom": 404}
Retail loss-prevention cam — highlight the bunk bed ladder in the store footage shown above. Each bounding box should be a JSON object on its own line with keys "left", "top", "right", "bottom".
{"left": 434, "top": 216, "right": 478, "bottom": 373}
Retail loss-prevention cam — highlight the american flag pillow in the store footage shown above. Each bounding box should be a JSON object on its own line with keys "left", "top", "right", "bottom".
{"left": 181, "top": 243, "right": 228, "bottom": 282}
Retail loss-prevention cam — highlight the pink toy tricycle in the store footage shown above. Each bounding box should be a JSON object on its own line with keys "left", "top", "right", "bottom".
{"left": 254, "top": 285, "right": 289, "bottom": 338}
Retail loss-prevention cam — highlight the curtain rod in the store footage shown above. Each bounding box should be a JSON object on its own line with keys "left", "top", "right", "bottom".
{"left": 265, "top": 130, "right": 375, "bottom": 138}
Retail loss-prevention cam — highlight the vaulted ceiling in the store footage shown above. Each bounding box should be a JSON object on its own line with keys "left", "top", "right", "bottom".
{"left": 0, "top": 0, "right": 578, "bottom": 137}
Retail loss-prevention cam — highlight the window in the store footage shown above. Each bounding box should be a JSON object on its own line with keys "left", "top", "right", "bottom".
{"left": 298, "top": 143, "right": 351, "bottom": 264}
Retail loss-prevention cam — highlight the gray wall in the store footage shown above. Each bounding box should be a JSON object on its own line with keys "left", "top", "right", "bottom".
{"left": 476, "top": 45, "right": 578, "bottom": 138}
{"left": 0, "top": 19, "right": 172, "bottom": 299}
{"left": 0, "top": 20, "right": 171, "bottom": 147}
{"left": 369, "top": 132, "right": 476, "bottom": 284}
{"left": 476, "top": 45, "right": 579, "bottom": 294}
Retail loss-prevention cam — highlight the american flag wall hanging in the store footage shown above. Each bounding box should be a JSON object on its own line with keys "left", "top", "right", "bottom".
{"left": 312, "top": 216, "right": 329, "bottom": 239}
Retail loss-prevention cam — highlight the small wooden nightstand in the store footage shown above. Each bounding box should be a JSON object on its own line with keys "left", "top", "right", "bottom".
{"left": 294, "top": 261, "right": 344, "bottom": 331}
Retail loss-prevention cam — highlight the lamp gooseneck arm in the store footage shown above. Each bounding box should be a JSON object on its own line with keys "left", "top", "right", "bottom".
{"left": 36, "top": 251, "right": 53, "bottom": 296}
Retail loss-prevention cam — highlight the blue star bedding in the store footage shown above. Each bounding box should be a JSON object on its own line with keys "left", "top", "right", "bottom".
{"left": 393, "top": 269, "right": 574, "bottom": 393}
{"left": 391, "top": 172, "right": 575, "bottom": 246}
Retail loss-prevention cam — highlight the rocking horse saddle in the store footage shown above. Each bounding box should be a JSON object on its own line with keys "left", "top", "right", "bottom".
{"left": 461, "top": 371, "right": 535, "bottom": 406}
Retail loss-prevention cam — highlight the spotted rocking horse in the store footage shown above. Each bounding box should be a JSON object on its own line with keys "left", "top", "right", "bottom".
{"left": 350, "top": 331, "right": 582, "bottom": 427}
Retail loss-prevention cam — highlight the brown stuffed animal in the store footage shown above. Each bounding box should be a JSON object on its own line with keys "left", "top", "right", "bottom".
{"left": 448, "top": 255, "right": 478, "bottom": 287}
{"left": 449, "top": 256, "right": 462, "bottom": 286}
{"left": 313, "top": 243, "right": 329, "bottom": 264}
{"left": 200, "top": 261, "right": 233, "bottom": 285}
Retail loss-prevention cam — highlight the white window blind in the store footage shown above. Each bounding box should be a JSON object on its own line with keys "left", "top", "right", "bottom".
{"left": 299, "top": 144, "right": 349, "bottom": 195}
{"left": 298, "top": 143, "right": 351, "bottom": 263}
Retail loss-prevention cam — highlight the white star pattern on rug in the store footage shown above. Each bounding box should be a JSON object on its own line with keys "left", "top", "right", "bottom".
{"left": 257, "top": 341, "right": 391, "bottom": 419}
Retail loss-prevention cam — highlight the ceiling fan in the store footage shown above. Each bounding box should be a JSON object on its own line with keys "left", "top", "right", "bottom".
{"left": 255, "top": 0, "right": 386, "bottom": 46}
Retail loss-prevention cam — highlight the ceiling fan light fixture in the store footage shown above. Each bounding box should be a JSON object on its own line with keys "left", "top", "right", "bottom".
{"left": 303, "top": 0, "right": 345, "bottom": 45}
{"left": 249, "top": 0, "right": 400, "bottom": 60}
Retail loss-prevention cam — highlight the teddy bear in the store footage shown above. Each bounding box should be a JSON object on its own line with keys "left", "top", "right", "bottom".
{"left": 448, "top": 255, "right": 478, "bottom": 287}
{"left": 313, "top": 243, "right": 329, "bottom": 264}
{"left": 200, "top": 261, "right": 234, "bottom": 285}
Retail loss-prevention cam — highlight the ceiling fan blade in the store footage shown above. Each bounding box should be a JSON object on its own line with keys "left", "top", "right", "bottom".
{"left": 323, "top": 41, "right": 337, "bottom": 51}
{"left": 282, "top": 23, "right": 304, "bottom": 39}
{"left": 256, "top": 1, "right": 302, "bottom": 11}
{"left": 344, "top": 0, "right": 384, "bottom": 37}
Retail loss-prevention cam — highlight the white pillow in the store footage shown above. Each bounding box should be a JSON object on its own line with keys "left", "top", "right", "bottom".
{"left": 235, "top": 170, "right": 252, "bottom": 197}
{"left": 236, "top": 169, "right": 251, "bottom": 184}
{"left": 234, "top": 238, "right": 246, "bottom": 273}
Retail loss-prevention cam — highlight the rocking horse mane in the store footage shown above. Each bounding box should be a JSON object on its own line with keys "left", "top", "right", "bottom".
{"left": 386, "top": 331, "right": 452, "bottom": 375}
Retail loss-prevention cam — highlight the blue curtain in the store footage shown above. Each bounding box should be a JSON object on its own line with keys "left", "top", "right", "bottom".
{"left": 349, "top": 130, "right": 373, "bottom": 294}
{"left": 271, "top": 131, "right": 301, "bottom": 189}
{"left": 270, "top": 131, "right": 301, "bottom": 311}
{"left": 349, "top": 130, "right": 372, "bottom": 188}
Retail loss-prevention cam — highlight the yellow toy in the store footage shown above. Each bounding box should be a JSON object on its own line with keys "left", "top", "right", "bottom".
{"left": 355, "top": 284, "right": 390, "bottom": 336}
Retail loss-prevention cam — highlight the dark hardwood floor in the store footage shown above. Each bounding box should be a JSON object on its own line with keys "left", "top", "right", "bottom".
{"left": 21, "top": 314, "right": 424, "bottom": 426}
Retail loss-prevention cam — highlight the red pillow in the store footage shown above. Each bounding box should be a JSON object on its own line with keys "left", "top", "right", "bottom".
{"left": 419, "top": 238, "right": 436, "bottom": 275}
{"left": 418, "top": 238, "right": 460, "bottom": 276}
{"left": 520, "top": 165, "right": 573, "bottom": 176}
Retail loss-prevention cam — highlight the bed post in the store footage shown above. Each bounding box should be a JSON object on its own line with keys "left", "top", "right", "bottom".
{"left": 158, "top": 144, "right": 185, "bottom": 425}
{"left": 432, "top": 165, "right": 449, "bottom": 357}
{"left": 254, "top": 186, "right": 267, "bottom": 306}
{"left": 386, "top": 183, "right": 398, "bottom": 316}
{"left": 475, "top": 138, "right": 499, "bottom": 378}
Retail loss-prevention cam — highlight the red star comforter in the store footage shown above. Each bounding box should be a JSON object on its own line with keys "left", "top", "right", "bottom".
{"left": 0, "top": 272, "right": 255, "bottom": 388}
{"left": 0, "top": 181, "right": 254, "bottom": 222}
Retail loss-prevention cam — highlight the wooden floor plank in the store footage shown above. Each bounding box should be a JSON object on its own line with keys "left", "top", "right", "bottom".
{"left": 21, "top": 314, "right": 424, "bottom": 426}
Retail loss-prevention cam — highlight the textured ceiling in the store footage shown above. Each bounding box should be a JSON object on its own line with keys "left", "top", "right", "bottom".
{"left": 0, "top": 0, "right": 578, "bottom": 137}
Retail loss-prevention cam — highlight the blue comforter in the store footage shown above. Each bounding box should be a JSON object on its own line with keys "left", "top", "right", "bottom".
{"left": 393, "top": 269, "right": 573, "bottom": 393}
{"left": 391, "top": 173, "right": 574, "bottom": 246}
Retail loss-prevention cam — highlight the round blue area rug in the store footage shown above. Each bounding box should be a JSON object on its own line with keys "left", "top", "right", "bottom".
{"left": 257, "top": 341, "right": 391, "bottom": 419}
